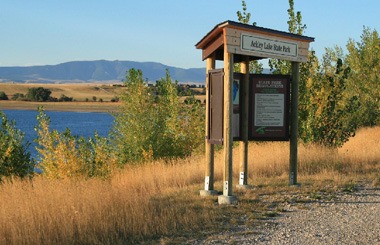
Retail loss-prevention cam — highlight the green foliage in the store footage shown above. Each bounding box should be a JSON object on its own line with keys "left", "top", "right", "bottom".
{"left": 110, "top": 68, "right": 203, "bottom": 164}
{"left": 237, "top": 0, "right": 254, "bottom": 25}
{"left": 35, "top": 107, "right": 114, "bottom": 179}
{"left": 0, "top": 112, "right": 34, "bottom": 182}
{"left": 236, "top": 0, "right": 263, "bottom": 74}
{"left": 26, "top": 87, "right": 52, "bottom": 102}
{"left": 268, "top": 0, "right": 306, "bottom": 74}
{"left": 287, "top": 0, "right": 307, "bottom": 35}
{"left": 12, "top": 93, "right": 26, "bottom": 101}
{"left": 346, "top": 27, "right": 380, "bottom": 126}
{"left": 303, "top": 48, "right": 359, "bottom": 147}
{"left": 265, "top": 0, "right": 360, "bottom": 147}
{"left": 0, "top": 91, "right": 8, "bottom": 100}
{"left": 58, "top": 94, "right": 73, "bottom": 102}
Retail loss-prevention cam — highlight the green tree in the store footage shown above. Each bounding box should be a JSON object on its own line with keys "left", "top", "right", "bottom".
{"left": 26, "top": 87, "right": 52, "bottom": 102}
{"left": 12, "top": 93, "right": 26, "bottom": 101}
{"left": 265, "top": 0, "right": 358, "bottom": 147}
{"left": 268, "top": 0, "right": 306, "bottom": 74}
{"left": 346, "top": 27, "right": 380, "bottom": 126}
{"left": 304, "top": 48, "right": 359, "bottom": 147}
{"left": 58, "top": 94, "right": 73, "bottom": 102}
{"left": 0, "top": 91, "right": 8, "bottom": 100}
{"left": 237, "top": 0, "right": 254, "bottom": 25}
{"left": 110, "top": 69, "right": 203, "bottom": 164}
{"left": 0, "top": 112, "right": 34, "bottom": 182}
{"left": 236, "top": 0, "right": 263, "bottom": 74}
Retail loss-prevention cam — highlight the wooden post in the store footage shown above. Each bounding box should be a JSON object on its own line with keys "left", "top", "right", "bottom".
{"left": 289, "top": 62, "right": 300, "bottom": 185}
{"left": 238, "top": 57, "right": 250, "bottom": 188}
{"left": 200, "top": 55, "right": 217, "bottom": 196}
{"left": 218, "top": 47, "right": 237, "bottom": 204}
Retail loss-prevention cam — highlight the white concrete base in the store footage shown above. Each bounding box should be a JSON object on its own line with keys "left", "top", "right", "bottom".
{"left": 199, "top": 190, "right": 218, "bottom": 196}
{"left": 218, "top": 195, "right": 237, "bottom": 205}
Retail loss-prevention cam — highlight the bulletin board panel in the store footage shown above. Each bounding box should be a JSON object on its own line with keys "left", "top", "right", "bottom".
{"left": 249, "top": 74, "right": 291, "bottom": 141}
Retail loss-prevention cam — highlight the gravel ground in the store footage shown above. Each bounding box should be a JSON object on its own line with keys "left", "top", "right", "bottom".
{"left": 194, "top": 185, "right": 380, "bottom": 244}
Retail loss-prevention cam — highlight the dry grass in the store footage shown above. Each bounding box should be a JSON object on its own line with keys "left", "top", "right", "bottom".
{"left": 0, "top": 126, "right": 379, "bottom": 244}
{"left": 0, "top": 100, "right": 121, "bottom": 113}
{"left": 0, "top": 83, "right": 123, "bottom": 102}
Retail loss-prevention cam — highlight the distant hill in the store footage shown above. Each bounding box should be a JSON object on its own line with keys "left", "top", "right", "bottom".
{"left": 0, "top": 60, "right": 206, "bottom": 84}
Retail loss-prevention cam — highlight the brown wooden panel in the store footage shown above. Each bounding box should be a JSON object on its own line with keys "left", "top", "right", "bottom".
{"left": 202, "top": 34, "right": 224, "bottom": 60}
{"left": 208, "top": 69, "right": 224, "bottom": 144}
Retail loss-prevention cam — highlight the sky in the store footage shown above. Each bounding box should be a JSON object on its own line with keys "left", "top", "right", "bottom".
{"left": 1, "top": 1, "right": 379, "bottom": 69}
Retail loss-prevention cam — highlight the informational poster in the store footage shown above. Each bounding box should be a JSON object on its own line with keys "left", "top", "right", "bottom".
{"left": 249, "top": 75, "right": 290, "bottom": 141}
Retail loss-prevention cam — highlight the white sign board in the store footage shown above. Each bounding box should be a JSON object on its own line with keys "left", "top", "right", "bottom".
{"left": 241, "top": 34, "right": 298, "bottom": 59}
{"left": 254, "top": 94, "right": 284, "bottom": 127}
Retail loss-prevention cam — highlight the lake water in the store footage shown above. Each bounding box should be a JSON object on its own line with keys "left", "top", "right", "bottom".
{"left": 2, "top": 110, "right": 114, "bottom": 159}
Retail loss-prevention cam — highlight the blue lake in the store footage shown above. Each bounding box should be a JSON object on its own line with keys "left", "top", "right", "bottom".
{"left": 2, "top": 110, "right": 115, "bottom": 159}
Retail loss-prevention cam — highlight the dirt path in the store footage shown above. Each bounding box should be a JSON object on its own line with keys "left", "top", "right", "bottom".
{"left": 194, "top": 184, "right": 380, "bottom": 244}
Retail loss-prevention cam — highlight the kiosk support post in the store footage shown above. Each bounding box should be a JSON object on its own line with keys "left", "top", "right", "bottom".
{"left": 238, "top": 57, "right": 250, "bottom": 187}
{"left": 290, "top": 62, "right": 300, "bottom": 185}
{"left": 200, "top": 55, "right": 217, "bottom": 196}
{"left": 218, "top": 47, "right": 237, "bottom": 204}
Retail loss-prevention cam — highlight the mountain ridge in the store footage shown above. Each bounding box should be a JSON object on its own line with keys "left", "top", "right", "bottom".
{"left": 0, "top": 60, "right": 206, "bottom": 83}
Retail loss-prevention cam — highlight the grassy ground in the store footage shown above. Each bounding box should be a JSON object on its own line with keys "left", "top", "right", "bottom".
{"left": 0, "top": 83, "right": 123, "bottom": 112}
{"left": 0, "top": 126, "right": 379, "bottom": 244}
{"left": 0, "top": 83, "right": 123, "bottom": 102}
{"left": 0, "top": 100, "right": 121, "bottom": 113}
{"left": 0, "top": 83, "right": 206, "bottom": 112}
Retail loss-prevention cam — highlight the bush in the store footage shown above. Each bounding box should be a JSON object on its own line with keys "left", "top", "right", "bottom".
{"left": 26, "top": 87, "right": 52, "bottom": 102}
{"left": 34, "top": 107, "right": 115, "bottom": 179}
{"left": 110, "top": 69, "right": 204, "bottom": 165}
{"left": 58, "top": 94, "right": 73, "bottom": 102}
{"left": 12, "top": 93, "right": 27, "bottom": 101}
{"left": 0, "top": 91, "right": 8, "bottom": 100}
{"left": 0, "top": 112, "right": 34, "bottom": 182}
{"left": 110, "top": 96, "right": 119, "bottom": 102}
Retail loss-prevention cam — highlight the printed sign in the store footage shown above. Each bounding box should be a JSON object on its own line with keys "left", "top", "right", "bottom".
{"left": 241, "top": 34, "right": 298, "bottom": 59}
{"left": 249, "top": 75, "right": 290, "bottom": 141}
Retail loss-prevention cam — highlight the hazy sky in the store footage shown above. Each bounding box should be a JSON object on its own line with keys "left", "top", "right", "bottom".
{"left": 1, "top": 1, "right": 379, "bottom": 68}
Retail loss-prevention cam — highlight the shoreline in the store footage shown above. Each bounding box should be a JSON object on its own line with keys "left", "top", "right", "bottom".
{"left": 0, "top": 101, "right": 121, "bottom": 113}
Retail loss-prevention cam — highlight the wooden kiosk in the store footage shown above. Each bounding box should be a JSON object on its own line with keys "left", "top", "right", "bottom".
{"left": 196, "top": 21, "right": 314, "bottom": 204}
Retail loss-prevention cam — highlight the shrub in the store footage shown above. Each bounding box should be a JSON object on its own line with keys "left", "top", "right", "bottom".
{"left": 58, "top": 94, "right": 73, "bottom": 102}
{"left": 110, "top": 96, "right": 119, "bottom": 102}
{"left": 11, "top": 93, "right": 26, "bottom": 101}
{"left": 0, "top": 112, "right": 34, "bottom": 182}
{"left": 34, "top": 107, "right": 115, "bottom": 179}
{"left": 0, "top": 91, "right": 8, "bottom": 100}
{"left": 26, "top": 87, "right": 52, "bottom": 102}
{"left": 110, "top": 69, "right": 204, "bottom": 165}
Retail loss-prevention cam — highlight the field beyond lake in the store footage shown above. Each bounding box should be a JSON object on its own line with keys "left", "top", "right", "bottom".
{"left": 0, "top": 100, "right": 120, "bottom": 113}
{"left": 0, "top": 83, "right": 125, "bottom": 112}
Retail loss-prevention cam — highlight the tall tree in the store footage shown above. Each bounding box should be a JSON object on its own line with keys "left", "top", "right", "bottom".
{"left": 110, "top": 69, "right": 203, "bottom": 164}
{"left": 302, "top": 47, "right": 359, "bottom": 147}
{"left": 236, "top": 0, "right": 262, "bottom": 74}
{"left": 346, "top": 27, "right": 380, "bottom": 126}
{"left": 268, "top": 0, "right": 306, "bottom": 74}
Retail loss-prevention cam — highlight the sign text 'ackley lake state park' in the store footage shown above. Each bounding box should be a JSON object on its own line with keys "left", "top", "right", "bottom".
{"left": 241, "top": 34, "right": 298, "bottom": 59}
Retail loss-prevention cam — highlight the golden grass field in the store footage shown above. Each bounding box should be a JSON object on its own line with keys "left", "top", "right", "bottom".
{"left": 0, "top": 83, "right": 124, "bottom": 112}
{"left": 1, "top": 126, "right": 379, "bottom": 244}
{"left": 0, "top": 83, "right": 123, "bottom": 101}
{"left": 0, "top": 83, "right": 206, "bottom": 112}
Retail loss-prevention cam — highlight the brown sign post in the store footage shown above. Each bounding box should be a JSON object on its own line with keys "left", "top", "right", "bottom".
{"left": 196, "top": 21, "right": 314, "bottom": 204}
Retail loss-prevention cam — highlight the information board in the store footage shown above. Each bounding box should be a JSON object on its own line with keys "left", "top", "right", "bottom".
{"left": 249, "top": 75, "right": 290, "bottom": 141}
